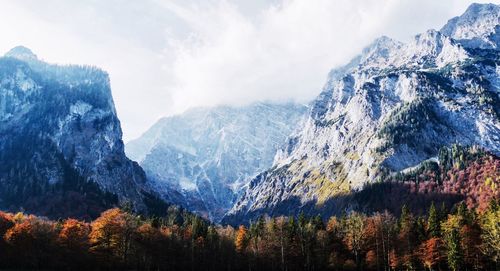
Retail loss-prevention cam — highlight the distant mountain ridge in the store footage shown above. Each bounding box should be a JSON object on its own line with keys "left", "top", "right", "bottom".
{"left": 126, "top": 102, "right": 307, "bottom": 221}
{"left": 0, "top": 47, "right": 162, "bottom": 219}
{"left": 223, "top": 3, "right": 500, "bottom": 224}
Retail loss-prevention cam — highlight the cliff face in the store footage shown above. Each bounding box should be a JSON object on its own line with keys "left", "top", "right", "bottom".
{"left": 224, "top": 3, "right": 500, "bottom": 224}
{"left": 126, "top": 102, "right": 307, "bottom": 221}
{"left": 0, "top": 47, "right": 158, "bottom": 219}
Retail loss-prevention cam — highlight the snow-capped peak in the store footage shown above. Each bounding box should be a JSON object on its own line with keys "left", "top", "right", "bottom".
{"left": 441, "top": 3, "right": 500, "bottom": 49}
{"left": 5, "top": 46, "right": 38, "bottom": 61}
{"left": 360, "top": 36, "right": 403, "bottom": 66}
{"left": 349, "top": 28, "right": 469, "bottom": 72}
{"left": 359, "top": 29, "right": 469, "bottom": 70}
{"left": 404, "top": 29, "right": 468, "bottom": 68}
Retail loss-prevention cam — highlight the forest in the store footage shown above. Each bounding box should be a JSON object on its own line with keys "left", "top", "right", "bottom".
{"left": 0, "top": 200, "right": 498, "bottom": 270}
{"left": 0, "top": 145, "right": 498, "bottom": 271}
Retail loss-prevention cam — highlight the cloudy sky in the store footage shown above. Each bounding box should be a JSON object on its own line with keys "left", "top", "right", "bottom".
{"left": 0, "top": 0, "right": 497, "bottom": 141}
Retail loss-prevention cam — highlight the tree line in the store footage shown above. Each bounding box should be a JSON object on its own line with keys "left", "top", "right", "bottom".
{"left": 0, "top": 199, "right": 498, "bottom": 270}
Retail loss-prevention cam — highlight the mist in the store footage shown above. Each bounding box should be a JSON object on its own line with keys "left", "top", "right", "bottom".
{"left": 0, "top": 0, "right": 496, "bottom": 141}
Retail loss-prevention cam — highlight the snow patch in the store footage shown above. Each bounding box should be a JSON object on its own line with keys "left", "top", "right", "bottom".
{"left": 70, "top": 101, "right": 93, "bottom": 116}
{"left": 179, "top": 177, "right": 197, "bottom": 191}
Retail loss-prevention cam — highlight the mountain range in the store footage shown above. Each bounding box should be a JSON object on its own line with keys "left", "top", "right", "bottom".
{"left": 126, "top": 102, "right": 307, "bottom": 221}
{"left": 0, "top": 3, "right": 498, "bottom": 224}
{"left": 223, "top": 3, "right": 500, "bottom": 224}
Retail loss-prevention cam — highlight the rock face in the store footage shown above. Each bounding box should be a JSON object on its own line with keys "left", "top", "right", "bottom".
{"left": 223, "top": 3, "right": 500, "bottom": 224}
{"left": 441, "top": 3, "right": 500, "bottom": 49}
{"left": 0, "top": 47, "right": 158, "bottom": 219}
{"left": 126, "top": 103, "right": 307, "bottom": 221}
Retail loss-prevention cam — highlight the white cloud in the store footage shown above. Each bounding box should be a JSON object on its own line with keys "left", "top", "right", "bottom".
{"left": 0, "top": 0, "right": 497, "bottom": 141}
{"left": 164, "top": 0, "right": 498, "bottom": 112}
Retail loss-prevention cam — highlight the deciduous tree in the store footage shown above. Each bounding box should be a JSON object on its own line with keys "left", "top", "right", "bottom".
{"left": 418, "top": 237, "right": 443, "bottom": 270}
{"left": 235, "top": 225, "right": 248, "bottom": 253}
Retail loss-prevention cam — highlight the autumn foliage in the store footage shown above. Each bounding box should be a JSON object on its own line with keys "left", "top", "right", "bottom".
{"left": 235, "top": 225, "right": 248, "bottom": 253}
{"left": 0, "top": 200, "right": 496, "bottom": 270}
{"left": 354, "top": 145, "right": 499, "bottom": 216}
{"left": 0, "top": 145, "right": 497, "bottom": 270}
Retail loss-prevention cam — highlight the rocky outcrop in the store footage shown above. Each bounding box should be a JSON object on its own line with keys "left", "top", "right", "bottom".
{"left": 0, "top": 47, "right": 160, "bottom": 219}
{"left": 223, "top": 3, "right": 500, "bottom": 224}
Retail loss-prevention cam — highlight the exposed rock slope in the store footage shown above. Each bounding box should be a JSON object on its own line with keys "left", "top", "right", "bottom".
{"left": 126, "top": 103, "right": 307, "bottom": 221}
{"left": 0, "top": 47, "right": 159, "bottom": 219}
{"left": 224, "top": 3, "right": 500, "bottom": 224}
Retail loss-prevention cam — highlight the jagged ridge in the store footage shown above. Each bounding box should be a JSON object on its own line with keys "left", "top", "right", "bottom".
{"left": 223, "top": 3, "right": 500, "bottom": 224}
{"left": 126, "top": 102, "right": 307, "bottom": 221}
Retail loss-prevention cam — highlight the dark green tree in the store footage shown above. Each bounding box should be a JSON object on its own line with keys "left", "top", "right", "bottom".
{"left": 427, "top": 202, "right": 440, "bottom": 238}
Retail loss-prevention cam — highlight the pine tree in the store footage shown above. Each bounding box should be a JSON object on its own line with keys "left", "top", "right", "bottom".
{"left": 441, "top": 215, "right": 464, "bottom": 271}
{"left": 398, "top": 204, "right": 417, "bottom": 270}
{"left": 427, "top": 202, "right": 440, "bottom": 238}
{"left": 456, "top": 202, "right": 470, "bottom": 224}
{"left": 312, "top": 214, "right": 324, "bottom": 230}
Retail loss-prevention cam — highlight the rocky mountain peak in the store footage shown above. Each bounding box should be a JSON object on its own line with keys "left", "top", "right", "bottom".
{"left": 5, "top": 46, "right": 38, "bottom": 61}
{"left": 126, "top": 102, "right": 307, "bottom": 221}
{"left": 441, "top": 3, "right": 500, "bottom": 49}
{"left": 404, "top": 29, "right": 469, "bottom": 67}
{"left": 359, "top": 36, "right": 403, "bottom": 67}
{"left": 0, "top": 48, "right": 161, "bottom": 219}
{"left": 223, "top": 3, "right": 500, "bottom": 224}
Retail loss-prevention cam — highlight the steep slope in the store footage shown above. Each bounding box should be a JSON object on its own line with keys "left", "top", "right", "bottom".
{"left": 224, "top": 3, "right": 500, "bottom": 224}
{"left": 441, "top": 3, "right": 500, "bottom": 49}
{"left": 0, "top": 47, "right": 161, "bottom": 219}
{"left": 352, "top": 145, "right": 499, "bottom": 215}
{"left": 126, "top": 103, "right": 307, "bottom": 221}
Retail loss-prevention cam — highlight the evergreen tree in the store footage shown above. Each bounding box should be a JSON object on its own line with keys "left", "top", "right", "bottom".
{"left": 427, "top": 202, "right": 440, "bottom": 238}
{"left": 398, "top": 204, "right": 418, "bottom": 270}
{"left": 442, "top": 215, "right": 464, "bottom": 271}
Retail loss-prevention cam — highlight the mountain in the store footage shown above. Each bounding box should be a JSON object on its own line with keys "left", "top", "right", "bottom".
{"left": 126, "top": 103, "right": 307, "bottom": 221}
{"left": 441, "top": 3, "right": 500, "bottom": 49}
{"left": 351, "top": 144, "right": 499, "bottom": 216}
{"left": 223, "top": 3, "right": 500, "bottom": 224}
{"left": 0, "top": 47, "right": 163, "bottom": 219}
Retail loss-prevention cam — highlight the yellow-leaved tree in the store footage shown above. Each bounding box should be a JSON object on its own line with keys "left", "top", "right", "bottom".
{"left": 481, "top": 206, "right": 500, "bottom": 266}
{"left": 89, "top": 208, "right": 139, "bottom": 264}
{"left": 235, "top": 225, "right": 248, "bottom": 253}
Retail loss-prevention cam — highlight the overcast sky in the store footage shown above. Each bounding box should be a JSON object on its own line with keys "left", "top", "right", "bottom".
{"left": 1, "top": 0, "right": 497, "bottom": 141}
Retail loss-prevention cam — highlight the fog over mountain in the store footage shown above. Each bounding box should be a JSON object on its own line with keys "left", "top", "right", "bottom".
{"left": 127, "top": 102, "right": 307, "bottom": 221}
{"left": 224, "top": 2, "right": 500, "bottom": 224}
{"left": 1, "top": 0, "right": 495, "bottom": 141}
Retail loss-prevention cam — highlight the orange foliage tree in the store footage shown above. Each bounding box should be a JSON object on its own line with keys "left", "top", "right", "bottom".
{"left": 89, "top": 208, "right": 139, "bottom": 263}
{"left": 4, "top": 215, "right": 56, "bottom": 268}
{"left": 0, "top": 211, "right": 13, "bottom": 236}
{"left": 418, "top": 237, "right": 443, "bottom": 270}
{"left": 235, "top": 225, "right": 248, "bottom": 253}
{"left": 58, "top": 218, "right": 90, "bottom": 251}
